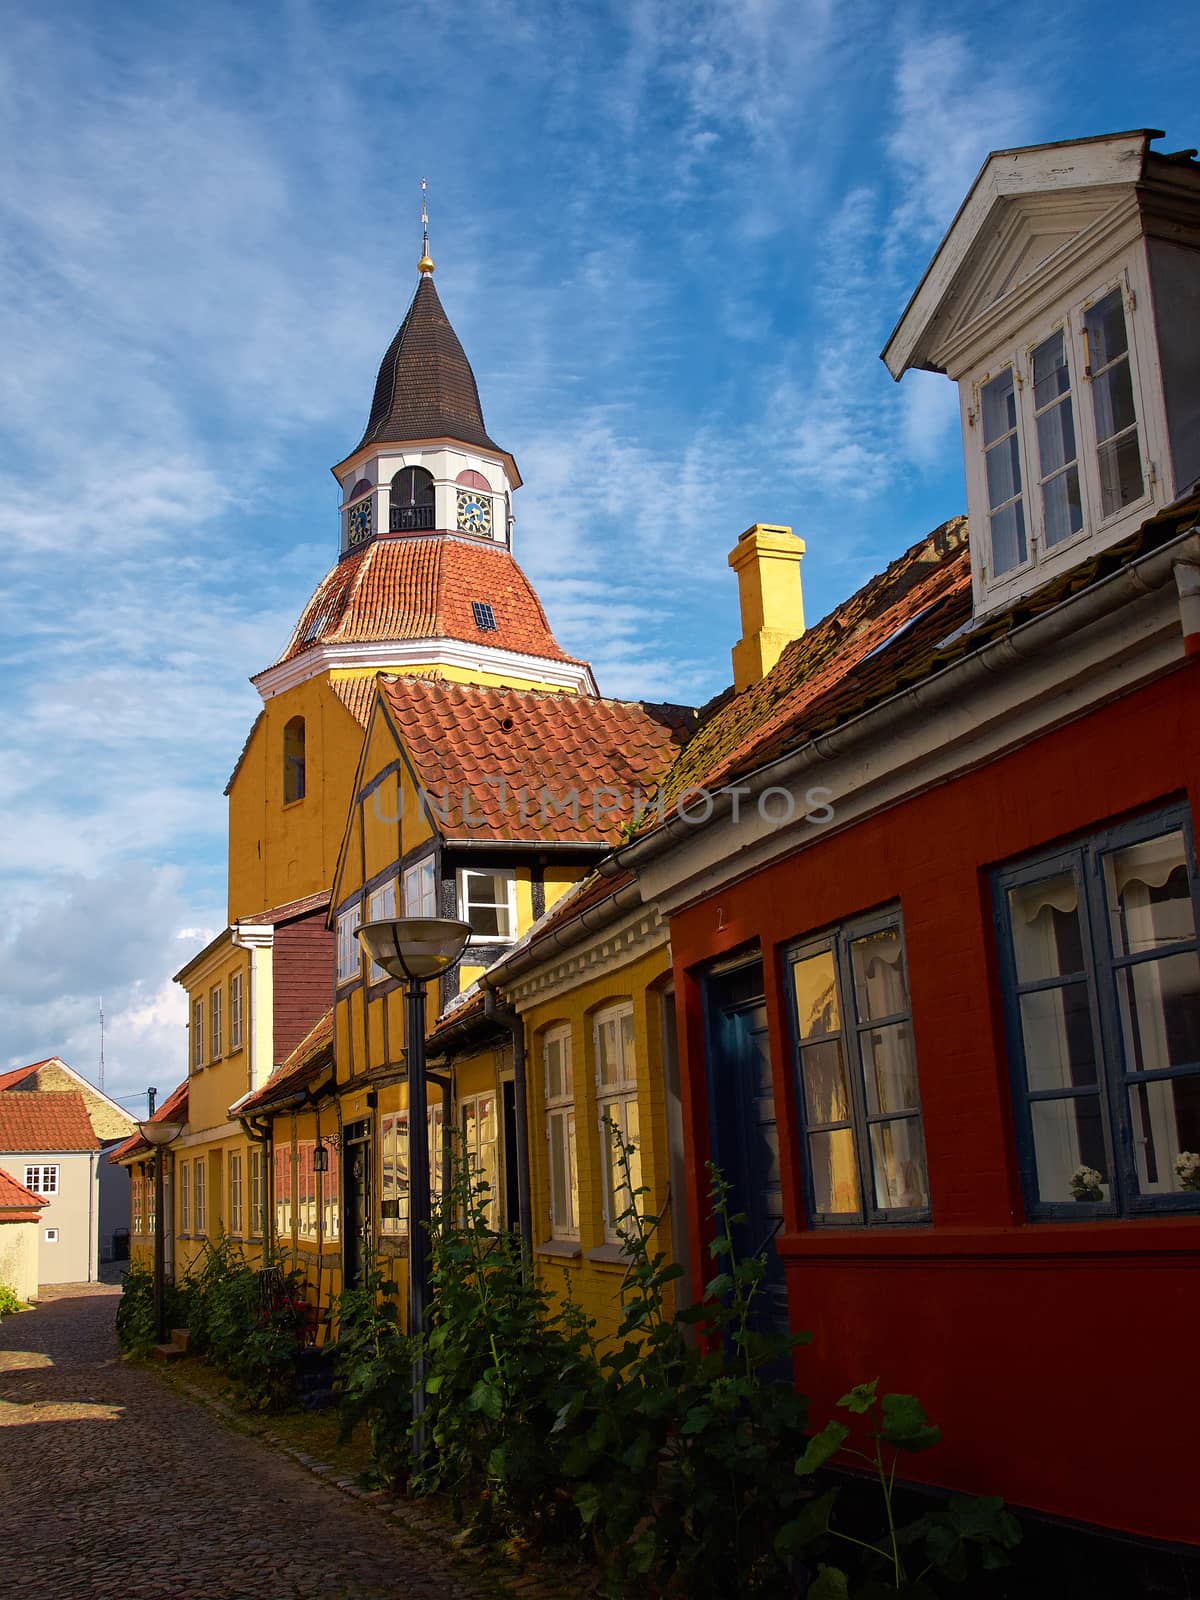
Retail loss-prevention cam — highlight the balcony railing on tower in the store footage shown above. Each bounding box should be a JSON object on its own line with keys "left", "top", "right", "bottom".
{"left": 390, "top": 503, "right": 436, "bottom": 533}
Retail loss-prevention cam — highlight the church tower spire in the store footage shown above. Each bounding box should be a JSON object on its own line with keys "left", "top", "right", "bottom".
{"left": 417, "top": 176, "right": 434, "bottom": 276}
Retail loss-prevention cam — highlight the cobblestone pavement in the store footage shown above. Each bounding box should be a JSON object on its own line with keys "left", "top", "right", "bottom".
{"left": 0, "top": 1284, "right": 509, "bottom": 1600}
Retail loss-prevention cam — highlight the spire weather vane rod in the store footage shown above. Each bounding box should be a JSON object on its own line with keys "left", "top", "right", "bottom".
{"left": 418, "top": 177, "right": 434, "bottom": 275}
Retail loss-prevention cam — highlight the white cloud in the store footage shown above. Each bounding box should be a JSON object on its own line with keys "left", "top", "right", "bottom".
{"left": 885, "top": 27, "right": 1037, "bottom": 253}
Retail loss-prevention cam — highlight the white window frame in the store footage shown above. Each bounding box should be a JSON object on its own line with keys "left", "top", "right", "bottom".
{"left": 544, "top": 1026, "right": 578, "bottom": 1241}
{"left": 248, "top": 1147, "right": 264, "bottom": 1237}
{"left": 210, "top": 985, "right": 223, "bottom": 1060}
{"left": 179, "top": 1158, "right": 190, "bottom": 1232}
{"left": 274, "top": 1144, "right": 292, "bottom": 1240}
{"left": 379, "top": 1113, "right": 409, "bottom": 1235}
{"left": 23, "top": 1164, "right": 59, "bottom": 1195}
{"left": 402, "top": 855, "right": 438, "bottom": 918}
{"left": 460, "top": 1091, "right": 500, "bottom": 1227}
{"left": 296, "top": 1142, "right": 317, "bottom": 1239}
{"left": 228, "top": 1152, "right": 243, "bottom": 1236}
{"left": 456, "top": 867, "right": 518, "bottom": 943}
{"left": 336, "top": 903, "right": 362, "bottom": 984}
{"left": 366, "top": 879, "right": 397, "bottom": 982}
{"left": 965, "top": 265, "right": 1161, "bottom": 609}
{"left": 193, "top": 1159, "right": 206, "bottom": 1235}
{"left": 191, "top": 997, "right": 204, "bottom": 1069}
{"left": 594, "top": 1002, "right": 641, "bottom": 1243}
{"left": 131, "top": 1172, "right": 143, "bottom": 1234}
{"left": 229, "top": 970, "right": 244, "bottom": 1051}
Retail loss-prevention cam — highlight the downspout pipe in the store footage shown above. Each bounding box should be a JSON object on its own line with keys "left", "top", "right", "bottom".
{"left": 483, "top": 985, "right": 532, "bottom": 1258}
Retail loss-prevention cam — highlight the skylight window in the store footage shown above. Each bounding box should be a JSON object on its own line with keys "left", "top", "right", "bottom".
{"left": 472, "top": 601, "right": 497, "bottom": 632}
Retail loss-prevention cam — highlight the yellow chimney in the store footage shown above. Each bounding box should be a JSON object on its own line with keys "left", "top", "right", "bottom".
{"left": 728, "top": 523, "right": 806, "bottom": 692}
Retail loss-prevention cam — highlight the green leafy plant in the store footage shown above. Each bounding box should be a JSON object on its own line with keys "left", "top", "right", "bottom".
{"left": 790, "top": 1379, "right": 1022, "bottom": 1597}
{"left": 334, "top": 1260, "right": 413, "bottom": 1486}
{"left": 182, "top": 1236, "right": 308, "bottom": 1409}
{"left": 114, "top": 1261, "right": 194, "bottom": 1357}
{"left": 564, "top": 1142, "right": 814, "bottom": 1598}
{"left": 418, "top": 1133, "right": 595, "bottom": 1547}
{"left": 0, "top": 1282, "right": 24, "bottom": 1319}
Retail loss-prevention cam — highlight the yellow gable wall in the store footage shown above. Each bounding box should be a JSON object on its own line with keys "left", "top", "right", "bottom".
{"left": 518, "top": 941, "right": 678, "bottom": 1345}
{"left": 228, "top": 655, "right": 581, "bottom": 927}
{"left": 227, "top": 675, "right": 373, "bottom": 923}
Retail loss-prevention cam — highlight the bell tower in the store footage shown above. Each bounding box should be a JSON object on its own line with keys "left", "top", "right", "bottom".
{"left": 330, "top": 183, "right": 521, "bottom": 560}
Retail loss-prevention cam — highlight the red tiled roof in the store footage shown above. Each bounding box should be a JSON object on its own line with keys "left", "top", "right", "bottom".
{"left": 0, "top": 1168, "right": 48, "bottom": 1217}
{"left": 660, "top": 517, "right": 971, "bottom": 805}
{"left": 329, "top": 674, "right": 381, "bottom": 727}
{"left": 659, "top": 488, "right": 1200, "bottom": 813}
{"left": 0, "top": 1091, "right": 100, "bottom": 1154}
{"left": 109, "top": 1081, "right": 188, "bottom": 1164}
{"left": 378, "top": 675, "right": 697, "bottom": 845}
{"left": 0, "top": 1063, "right": 41, "bottom": 1092}
{"left": 351, "top": 275, "right": 504, "bottom": 458}
{"left": 269, "top": 537, "right": 582, "bottom": 669}
{"left": 237, "top": 1007, "right": 333, "bottom": 1116}
{"left": 240, "top": 889, "right": 331, "bottom": 927}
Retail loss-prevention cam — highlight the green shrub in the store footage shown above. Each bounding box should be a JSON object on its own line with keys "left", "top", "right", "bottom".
{"left": 334, "top": 1261, "right": 413, "bottom": 1487}
{"left": 0, "top": 1282, "right": 23, "bottom": 1319}
{"left": 185, "top": 1236, "right": 307, "bottom": 1409}
{"left": 114, "top": 1262, "right": 193, "bottom": 1357}
{"left": 417, "top": 1138, "right": 595, "bottom": 1545}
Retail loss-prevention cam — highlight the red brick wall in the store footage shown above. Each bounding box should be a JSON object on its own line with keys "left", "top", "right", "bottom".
{"left": 273, "top": 912, "right": 335, "bottom": 1066}
{"left": 670, "top": 661, "right": 1200, "bottom": 1545}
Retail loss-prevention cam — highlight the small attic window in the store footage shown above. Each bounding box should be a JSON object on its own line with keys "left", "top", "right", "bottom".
{"left": 283, "top": 715, "right": 306, "bottom": 804}
{"left": 472, "top": 601, "right": 498, "bottom": 632}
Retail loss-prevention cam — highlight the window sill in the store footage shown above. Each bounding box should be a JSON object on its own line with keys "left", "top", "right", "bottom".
{"left": 586, "top": 1242, "right": 632, "bottom": 1267}
{"left": 536, "top": 1238, "right": 581, "bottom": 1260}
{"left": 282, "top": 798, "right": 306, "bottom": 812}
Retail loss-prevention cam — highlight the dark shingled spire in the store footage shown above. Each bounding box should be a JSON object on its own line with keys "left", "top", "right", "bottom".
{"left": 352, "top": 276, "right": 503, "bottom": 456}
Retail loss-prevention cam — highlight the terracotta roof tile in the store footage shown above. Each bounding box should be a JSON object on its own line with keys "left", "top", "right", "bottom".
{"left": 329, "top": 675, "right": 381, "bottom": 726}
{"left": 659, "top": 488, "right": 1200, "bottom": 812}
{"left": 0, "top": 1091, "right": 100, "bottom": 1154}
{"left": 109, "top": 1081, "right": 188, "bottom": 1163}
{"left": 237, "top": 1007, "right": 333, "bottom": 1116}
{"left": 239, "top": 890, "right": 332, "bottom": 927}
{"left": 352, "top": 276, "right": 504, "bottom": 458}
{"left": 270, "top": 536, "right": 581, "bottom": 670}
{"left": 0, "top": 1168, "right": 48, "bottom": 1216}
{"left": 379, "top": 676, "right": 696, "bottom": 845}
{"left": 0, "top": 1064, "right": 41, "bottom": 1093}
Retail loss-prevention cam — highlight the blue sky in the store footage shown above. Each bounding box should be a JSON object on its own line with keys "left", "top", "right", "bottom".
{"left": 1, "top": 0, "right": 1196, "bottom": 1109}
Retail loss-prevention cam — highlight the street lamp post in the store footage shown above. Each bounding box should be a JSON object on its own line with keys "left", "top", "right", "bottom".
{"left": 358, "top": 916, "right": 471, "bottom": 1466}
{"left": 137, "top": 1094, "right": 184, "bottom": 1347}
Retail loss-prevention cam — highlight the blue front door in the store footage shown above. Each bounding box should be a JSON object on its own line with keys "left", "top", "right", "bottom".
{"left": 705, "top": 958, "right": 788, "bottom": 1339}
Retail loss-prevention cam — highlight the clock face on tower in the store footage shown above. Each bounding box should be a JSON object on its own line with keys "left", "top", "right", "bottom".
{"left": 456, "top": 488, "right": 493, "bottom": 536}
{"left": 347, "top": 496, "right": 373, "bottom": 547}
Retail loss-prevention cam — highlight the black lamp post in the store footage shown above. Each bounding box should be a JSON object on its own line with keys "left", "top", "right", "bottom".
{"left": 357, "top": 915, "right": 471, "bottom": 1464}
{"left": 137, "top": 1091, "right": 183, "bottom": 1346}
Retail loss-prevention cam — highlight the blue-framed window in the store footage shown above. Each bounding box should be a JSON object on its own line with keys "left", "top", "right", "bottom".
{"left": 993, "top": 804, "right": 1200, "bottom": 1219}
{"left": 786, "top": 908, "right": 930, "bottom": 1225}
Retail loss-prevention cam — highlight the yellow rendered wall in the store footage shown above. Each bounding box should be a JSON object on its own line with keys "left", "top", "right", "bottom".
{"left": 227, "top": 675, "right": 375, "bottom": 923}
{"left": 228, "top": 656, "right": 576, "bottom": 927}
{"left": 520, "top": 943, "right": 677, "bottom": 1345}
{"left": 181, "top": 941, "right": 256, "bottom": 1132}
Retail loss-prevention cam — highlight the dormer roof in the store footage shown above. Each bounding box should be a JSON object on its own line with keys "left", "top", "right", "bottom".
{"left": 348, "top": 276, "right": 505, "bottom": 459}
{"left": 882, "top": 129, "right": 1200, "bottom": 380}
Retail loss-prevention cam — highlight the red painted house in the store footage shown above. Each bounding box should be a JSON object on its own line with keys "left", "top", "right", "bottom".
{"left": 614, "top": 131, "right": 1200, "bottom": 1550}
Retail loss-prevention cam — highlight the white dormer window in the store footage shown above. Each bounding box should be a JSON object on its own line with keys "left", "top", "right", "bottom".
{"left": 967, "top": 276, "right": 1152, "bottom": 598}
{"left": 883, "top": 132, "right": 1198, "bottom": 622}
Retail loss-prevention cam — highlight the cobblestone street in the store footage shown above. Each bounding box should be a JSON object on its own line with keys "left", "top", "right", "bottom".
{"left": 0, "top": 1285, "right": 511, "bottom": 1599}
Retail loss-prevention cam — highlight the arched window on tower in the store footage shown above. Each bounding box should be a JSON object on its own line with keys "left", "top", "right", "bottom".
{"left": 283, "top": 716, "right": 306, "bottom": 804}
{"left": 390, "top": 467, "right": 435, "bottom": 533}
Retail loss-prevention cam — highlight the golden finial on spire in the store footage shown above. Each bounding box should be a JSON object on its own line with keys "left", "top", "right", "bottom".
{"left": 418, "top": 177, "right": 435, "bottom": 275}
